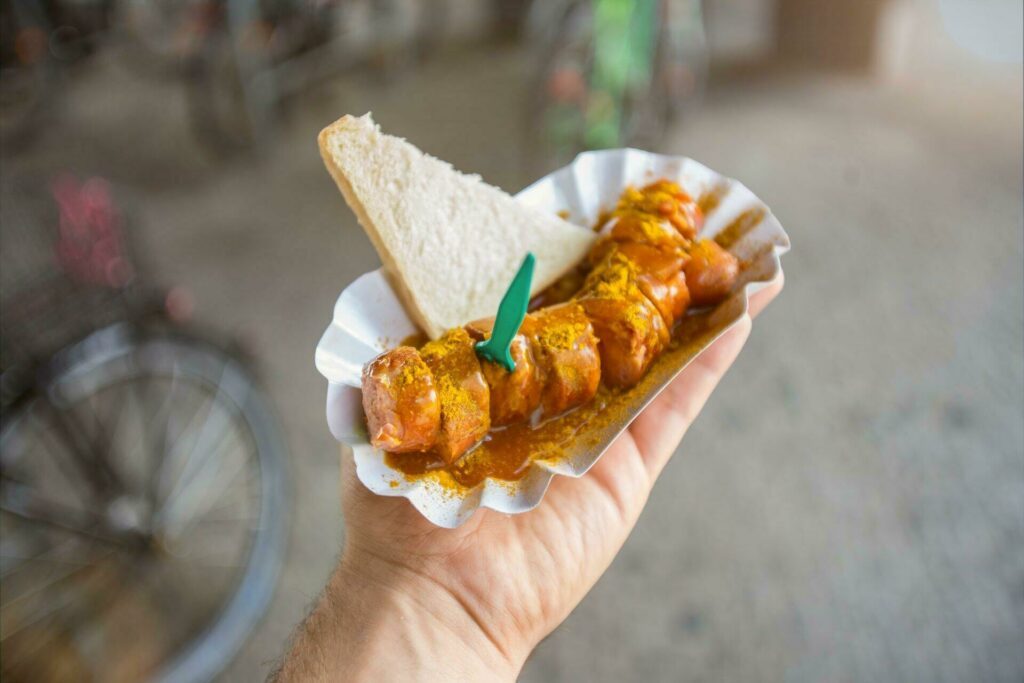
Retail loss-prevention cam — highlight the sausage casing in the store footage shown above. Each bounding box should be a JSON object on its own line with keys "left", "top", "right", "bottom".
{"left": 419, "top": 328, "right": 490, "bottom": 463}
{"left": 465, "top": 318, "right": 544, "bottom": 426}
{"left": 576, "top": 252, "right": 668, "bottom": 388}
{"left": 525, "top": 303, "right": 601, "bottom": 418}
{"left": 684, "top": 239, "right": 739, "bottom": 307}
{"left": 362, "top": 346, "right": 440, "bottom": 453}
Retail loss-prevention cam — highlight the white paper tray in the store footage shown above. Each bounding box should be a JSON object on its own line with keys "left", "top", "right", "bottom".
{"left": 316, "top": 149, "right": 790, "bottom": 527}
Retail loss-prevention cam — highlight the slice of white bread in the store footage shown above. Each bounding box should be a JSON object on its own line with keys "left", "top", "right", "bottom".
{"left": 318, "top": 113, "right": 595, "bottom": 339}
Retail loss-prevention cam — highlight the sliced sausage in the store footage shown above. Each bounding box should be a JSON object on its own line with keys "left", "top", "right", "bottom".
{"left": 576, "top": 252, "right": 668, "bottom": 388}
{"left": 591, "top": 213, "right": 689, "bottom": 261}
{"left": 526, "top": 303, "right": 601, "bottom": 418}
{"left": 362, "top": 346, "right": 440, "bottom": 453}
{"left": 611, "top": 241, "right": 690, "bottom": 325}
{"left": 465, "top": 318, "right": 544, "bottom": 426}
{"left": 419, "top": 328, "right": 490, "bottom": 463}
{"left": 608, "top": 180, "right": 703, "bottom": 240}
{"left": 684, "top": 239, "right": 739, "bottom": 306}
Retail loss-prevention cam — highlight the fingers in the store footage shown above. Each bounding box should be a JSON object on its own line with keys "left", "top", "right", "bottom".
{"left": 338, "top": 446, "right": 406, "bottom": 529}
{"left": 628, "top": 314, "right": 751, "bottom": 480}
{"left": 626, "top": 272, "right": 784, "bottom": 480}
{"left": 748, "top": 272, "right": 783, "bottom": 319}
{"left": 339, "top": 445, "right": 457, "bottom": 543}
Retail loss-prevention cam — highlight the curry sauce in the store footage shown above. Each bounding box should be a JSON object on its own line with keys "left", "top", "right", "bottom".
{"left": 384, "top": 308, "right": 721, "bottom": 490}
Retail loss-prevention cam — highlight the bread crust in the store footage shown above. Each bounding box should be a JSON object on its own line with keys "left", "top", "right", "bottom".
{"left": 318, "top": 116, "right": 443, "bottom": 338}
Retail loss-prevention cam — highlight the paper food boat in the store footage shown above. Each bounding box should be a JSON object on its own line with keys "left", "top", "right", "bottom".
{"left": 316, "top": 149, "right": 790, "bottom": 528}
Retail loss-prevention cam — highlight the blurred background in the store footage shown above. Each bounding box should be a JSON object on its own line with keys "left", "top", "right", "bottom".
{"left": 0, "top": 0, "right": 1021, "bottom": 680}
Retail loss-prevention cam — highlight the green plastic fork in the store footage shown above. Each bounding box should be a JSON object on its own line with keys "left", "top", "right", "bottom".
{"left": 474, "top": 252, "right": 535, "bottom": 373}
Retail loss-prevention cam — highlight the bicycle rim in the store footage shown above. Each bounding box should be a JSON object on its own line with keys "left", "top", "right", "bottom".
{"left": 0, "top": 323, "right": 288, "bottom": 682}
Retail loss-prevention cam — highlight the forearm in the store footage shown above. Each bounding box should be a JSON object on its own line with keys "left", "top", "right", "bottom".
{"left": 272, "top": 550, "right": 522, "bottom": 682}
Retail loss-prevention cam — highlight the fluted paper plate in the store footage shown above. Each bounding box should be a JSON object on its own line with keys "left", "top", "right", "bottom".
{"left": 316, "top": 149, "right": 790, "bottom": 528}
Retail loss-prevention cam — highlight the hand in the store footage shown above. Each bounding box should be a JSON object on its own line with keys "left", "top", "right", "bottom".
{"left": 275, "top": 279, "right": 782, "bottom": 682}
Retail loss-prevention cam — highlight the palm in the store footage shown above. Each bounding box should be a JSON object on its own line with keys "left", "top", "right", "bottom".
{"left": 340, "top": 282, "right": 778, "bottom": 656}
{"left": 342, "top": 432, "right": 646, "bottom": 653}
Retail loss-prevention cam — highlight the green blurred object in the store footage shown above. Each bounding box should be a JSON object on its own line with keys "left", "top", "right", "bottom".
{"left": 584, "top": 0, "right": 657, "bottom": 149}
{"left": 474, "top": 252, "right": 536, "bottom": 372}
{"left": 528, "top": 0, "right": 710, "bottom": 174}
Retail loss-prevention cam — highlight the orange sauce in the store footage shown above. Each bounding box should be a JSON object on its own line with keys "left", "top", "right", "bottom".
{"left": 399, "top": 332, "right": 429, "bottom": 347}
{"left": 528, "top": 266, "right": 587, "bottom": 311}
{"left": 714, "top": 207, "right": 766, "bottom": 250}
{"left": 698, "top": 183, "right": 729, "bottom": 216}
{"left": 384, "top": 389, "right": 615, "bottom": 488}
{"left": 384, "top": 310, "right": 719, "bottom": 490}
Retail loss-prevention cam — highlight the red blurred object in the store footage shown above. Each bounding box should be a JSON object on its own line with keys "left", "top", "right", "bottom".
{"left": 547, "top": 66, "right": 587, "bottom": 103}
{"left": 14, "top": 27, "right": 46, "bottom": 65}
{"left": 50, "top": 175, "right": 134, "bottom": 289}
{"left": 164, "top": 285, "right": 194, "bottom": 323}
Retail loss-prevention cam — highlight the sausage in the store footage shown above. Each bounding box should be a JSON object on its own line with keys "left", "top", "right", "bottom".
{"left": 526, "top": 303, "right": 602, "bottom": 418}
{"left": 590, "top": 214, "right": 692, "bottom": 326}
{"left": 607, "top": 180, "right": 704, "bottom": 240}
{"left": 592, "top": 213, "right": 690, "bottom": 259}
{"left": 609, "top": 241, "right": 690, "bottom": 325}
{"left": 664, "top": 268, "right": 691, "bottom": 321}
{"left": 362, "top": 346, "right": 440, "bottom": 453}
{"left": 576, "top": 252, "right": 668, "bottom": 388}
{"left": 684, "top": 239, "right": 739, "bottom": 307}
{"left": 465, "top": 318, "right": 544, "bottom": 426}
{"left": 419, "top": 328, "right": 490, "bottom": 463}
{"left": 646, "top": 179, "right": 704, "bottom": 239}
{"left": 578, "top": 296, "right": 667, "bottom": 388}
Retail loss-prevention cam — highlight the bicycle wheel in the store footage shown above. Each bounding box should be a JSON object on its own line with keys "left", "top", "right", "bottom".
{"left": 0, "top": 322, "right": 288, "bottom": 683}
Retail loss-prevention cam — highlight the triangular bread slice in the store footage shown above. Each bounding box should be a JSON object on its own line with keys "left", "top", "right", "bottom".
{"left": 318, "top": 113, "right": 595, "bottom": 339}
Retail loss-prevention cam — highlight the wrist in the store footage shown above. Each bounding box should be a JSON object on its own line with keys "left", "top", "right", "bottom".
{"left": 328, "top": 548, "right": 527, "bottom": 681}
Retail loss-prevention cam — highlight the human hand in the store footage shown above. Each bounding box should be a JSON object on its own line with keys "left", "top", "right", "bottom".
{"left": 275, "top": 279, "right": 782, "bottom": 682}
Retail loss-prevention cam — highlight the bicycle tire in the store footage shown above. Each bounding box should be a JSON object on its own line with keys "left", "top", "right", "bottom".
{"left": 1, "top": 322, "right": 289, "bottom": 683}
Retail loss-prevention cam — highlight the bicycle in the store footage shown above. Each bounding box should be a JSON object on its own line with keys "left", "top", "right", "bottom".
{"left": 525, "top": 0, "right": 709, "bottom": 175}
{"left": 0, "top": 175, "right": 289, "bottom": 682}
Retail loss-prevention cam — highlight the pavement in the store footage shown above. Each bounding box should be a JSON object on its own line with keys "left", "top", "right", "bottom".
{"left": 2, "top": 3, "right": 1021, "bottom": 681}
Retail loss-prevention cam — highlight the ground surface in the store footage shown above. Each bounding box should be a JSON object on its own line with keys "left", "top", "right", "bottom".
{"left": 2, "top": 4, "right": 1022, "bottom": 682}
